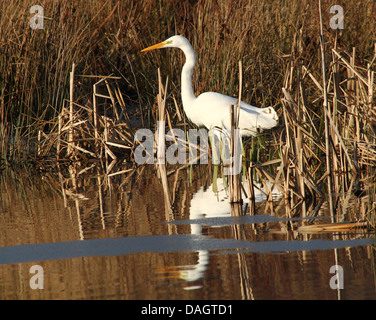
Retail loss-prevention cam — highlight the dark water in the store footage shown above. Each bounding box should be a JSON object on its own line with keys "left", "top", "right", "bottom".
{"left": 0, "top": 165, "right": 375, "bottom": 300}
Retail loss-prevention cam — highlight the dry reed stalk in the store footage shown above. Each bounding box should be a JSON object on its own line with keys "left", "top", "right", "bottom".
{"left": 296, "top": 94, "right": 306, "bottom": 215}
{"left": 228, "top": 61, "right": 243, "bottom": 204}
{"left": 154, "top": 69, "right": 175, "bottom": 228}
{"left": 108, "top": 168, "right": 134, "bottom": 177}
{"left": 105, "top": 80, "right": 119, "bottom": 121}
{"left": 172, "top": 95, "right": 183, "bottom": 123}
{"left": 57, "top": 112, "right": 62, "bottom": 159}
{"left": 114, "top": 83, "right": 132, "bottom": 127}
{"left": 156, "top": 69, "right": 167, "bottom": 158}
{"left": 228, "top": 103, "right": 242, "bottom": 204}
{"left": 93, "top": 80, "right": 100, "bottom": 154}
{"left": 298, "top": 220, "right": 369, "bottom": 233}
{"left": 68, "top": 63, "right": 76, "bottom": 156}
{"left": 247, "top": 165, "right": 255, "bottom": 214}
{"left": 63, "top": 141, "right": 96, "bottom": 158}
{"left": 319, "top": 0, "right": 335, "bottom": 218}
{"left": 368, "top": 63, "right": 374, "bottom": 106}
{"left": 96, "top": 170, "right": 106, "bottom": 230}
{"left": 37, "top": 130, "right": 41, "bottom": 157}
{"left": 155, "top": 68, "right": 169, "bottom": 164}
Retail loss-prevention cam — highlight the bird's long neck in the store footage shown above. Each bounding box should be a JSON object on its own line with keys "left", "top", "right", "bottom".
{"left": 180, "top": 44, "right": 197, "bottom": 111}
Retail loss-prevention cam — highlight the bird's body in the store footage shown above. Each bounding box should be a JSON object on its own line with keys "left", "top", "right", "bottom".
{"left": 183, "top": 91, "right": 277, "bottom": 136}
{"left": 141, "top": 35, "right": 278, "bottom": 136}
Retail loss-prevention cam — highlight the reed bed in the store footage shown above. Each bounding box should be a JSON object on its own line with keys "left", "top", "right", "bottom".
{"left": 1, "top": 0, "right": 376, "bottom": 225}
{"left": 276, "top": 5, "right": 376, "bottom": 222}
{"left": 35, "top": 72, "right": 134, "bottom": 177}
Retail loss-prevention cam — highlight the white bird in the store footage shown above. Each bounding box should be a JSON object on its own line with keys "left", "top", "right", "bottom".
{"left": 141, "top": 35, "right": 278, "bottom": 137}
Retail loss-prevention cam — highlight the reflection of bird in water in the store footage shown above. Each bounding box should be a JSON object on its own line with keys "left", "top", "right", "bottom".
{"left": 157, "top": 178, "right": 282, "bottom": 289}
{"left": 141, "top": 35, "right": 278, "bottom": 137}
{"left": 157, "top": 250, "right": 209, "bottom": 288}
{"left": 190, "top": 178, "right": 282, "bottom": 225}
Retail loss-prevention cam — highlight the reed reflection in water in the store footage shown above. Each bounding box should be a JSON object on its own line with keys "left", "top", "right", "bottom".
{"left": 0, "top": 164, "right": 375, "bottom": 299}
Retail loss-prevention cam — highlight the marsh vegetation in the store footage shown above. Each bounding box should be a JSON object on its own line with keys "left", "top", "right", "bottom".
{"left": 1, "top": 0, "right": 376, "bottom": 231}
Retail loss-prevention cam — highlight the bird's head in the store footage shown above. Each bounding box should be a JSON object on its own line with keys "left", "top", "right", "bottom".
{"left": 141, "top": 35, "right": 190, "bottom": 52}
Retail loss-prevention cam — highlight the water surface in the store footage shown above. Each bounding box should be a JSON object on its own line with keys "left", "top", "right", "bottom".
{"left": 0, "top": 165, "right": 375, "bottom": 300}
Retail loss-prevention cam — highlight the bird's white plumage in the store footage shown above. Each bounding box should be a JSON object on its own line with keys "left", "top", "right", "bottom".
{"left": 189, "top": 92, "right": 277, "bottom": 136}
{"left": 141, "top": 35, "right": 278, "bottom": 136}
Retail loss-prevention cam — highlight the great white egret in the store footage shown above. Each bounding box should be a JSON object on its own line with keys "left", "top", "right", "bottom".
{"left": 141, "top": 35, "right": 278, "bottom": 136}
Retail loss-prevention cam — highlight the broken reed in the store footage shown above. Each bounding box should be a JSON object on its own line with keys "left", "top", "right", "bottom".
{"left": 37, "top": 69, "right": 134, "bottom": 174}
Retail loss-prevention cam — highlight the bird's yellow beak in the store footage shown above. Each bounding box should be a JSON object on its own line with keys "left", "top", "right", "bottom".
{"left": 140, "top": 41, "right": 167, "bottom": 53}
